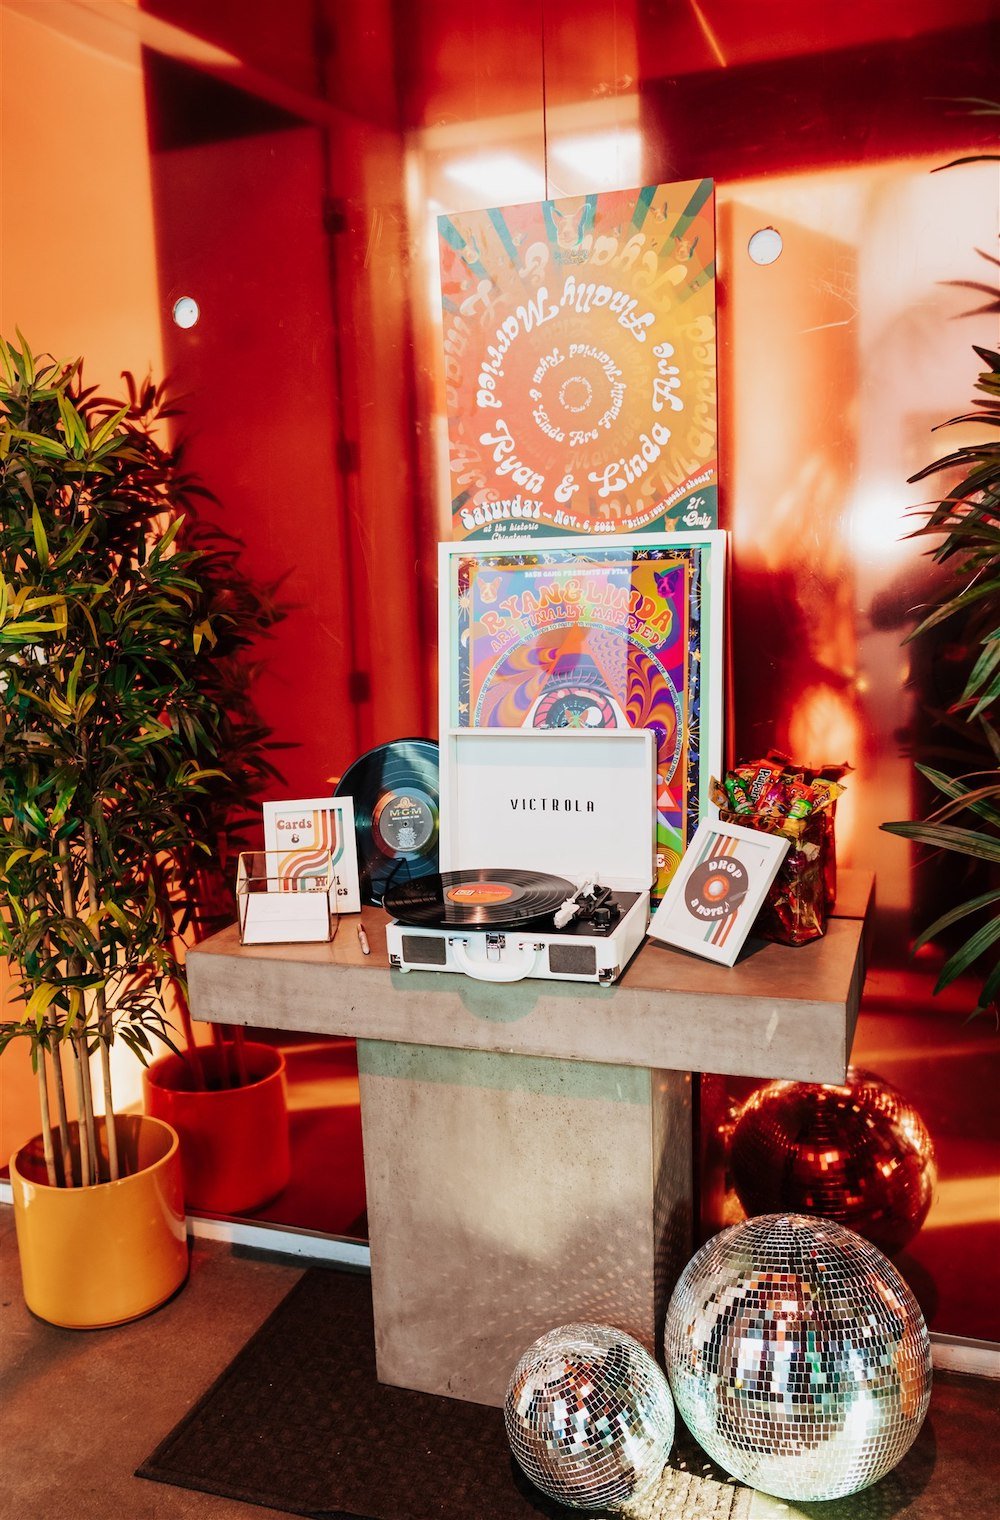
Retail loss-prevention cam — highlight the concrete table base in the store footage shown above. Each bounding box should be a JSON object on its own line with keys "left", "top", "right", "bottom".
{"left": 357, "top": 1042, "right": 691, "bottom": 1406}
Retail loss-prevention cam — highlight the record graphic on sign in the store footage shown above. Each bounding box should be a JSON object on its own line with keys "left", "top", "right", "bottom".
{"left": 334, "top": 739, "right": 439, "bottom": 905}
{"left": 684, "top": 854, "right": 749, "bottom": 922}
{"left": 385, "top": 868, "right": 575, "bottom": 928}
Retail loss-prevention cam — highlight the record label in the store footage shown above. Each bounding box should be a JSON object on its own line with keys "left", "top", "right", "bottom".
{"left": 386, "top": 868, "right": 575, "bottom": 929}
{"left": 445, "top": 882, "right": 520, "bottom": 907}
{"left": 372, "top": 787, "right": 436, "bottom": 858}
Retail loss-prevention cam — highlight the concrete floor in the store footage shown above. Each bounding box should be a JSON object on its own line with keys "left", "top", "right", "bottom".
{"left": 1, "top": 1208, "right": 299, "bottom": 1520}
{"left": 1, "top": 1209, "right": 997, "bottom": 1520}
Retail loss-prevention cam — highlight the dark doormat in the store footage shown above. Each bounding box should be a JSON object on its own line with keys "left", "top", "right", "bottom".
{"left": 136, "top": 1265, "right": 576, "bottom": 1520}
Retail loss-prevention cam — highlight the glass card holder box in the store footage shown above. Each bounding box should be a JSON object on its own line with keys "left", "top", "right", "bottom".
{"left": 236, "top": 850, "right": 338, "bottom": 945}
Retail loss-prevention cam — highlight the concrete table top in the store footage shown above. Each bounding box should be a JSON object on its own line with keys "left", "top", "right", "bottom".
{"left": 187, "top": 868, "right": 873, "bottom": 1085}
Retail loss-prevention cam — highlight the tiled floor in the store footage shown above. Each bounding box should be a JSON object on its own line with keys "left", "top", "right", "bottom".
{"left": 1, "top": 1216, "right": 997, "bottom": 1520}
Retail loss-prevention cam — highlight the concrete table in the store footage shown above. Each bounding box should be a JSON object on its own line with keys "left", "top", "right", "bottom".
{"left": 187, "top": 869, "right": 872, "bottom": 1407}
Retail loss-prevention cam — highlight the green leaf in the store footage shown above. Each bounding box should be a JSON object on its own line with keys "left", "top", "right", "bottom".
{"left": 913, "top": 764, "right": 1000, "bottom": 827}
{"left": 913, "top": 888, "right": 1000, "bottom": 952}
{"left": 0, "top": 333, "right": 14, "bottom": 384}
{"left": 15, "top": 328, "right": 35, "bottom": 383}
{"left": 880, "top": 819, "right": 1000, "bottom": 863}
{"left": 19, "top": 592, "right": 65, "bottom": 614}
{"left": 0, "top": 618, "right": 64, "bottom": 643}
{"left": 11, "top": 429, "right": 68, "bottom": 460}
{"left": 54, "top": 519, "right": 93, "bottom": 568}
{"left": 969, "top": 665, "right": 1000, "bottom": 720}
{"left": 25, "top": 982, "right": 59, "bottom": 1029}
{"left": 981, "top": 716, "right": 1000, "bottom": 763}
{"left": 88, "top": 404, "right": 129, "bottom": 452}
{"left": 906, "top": 579, "right": 999, "bottom": 641}
{"left": 56, "top": 391, "right": 88, "bottom": 455}
{"left": 153, "top": 515, "right": 184, "bottom": 558}
{"left": 49, "top": 778, "right": 78, "bottom": 828}
{"left": 30, "top": 504, "right": 50, "bottom": 567}
{"left": 66, "top": 649, "right": 86, "bottom": 708}
{"left": 976, "top": 957, "right": 1000, "bottom": 1013}
{"left": 934, "top": 913, "right": 1000, "bottom": 994}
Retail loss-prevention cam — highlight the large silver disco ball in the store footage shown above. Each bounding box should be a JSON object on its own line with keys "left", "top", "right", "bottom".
{"left": 504, "top": 1323, "right": 675, "bottom": 1511}
{"left": 665, "top": 1214, "right": 931, "bottom": 1502}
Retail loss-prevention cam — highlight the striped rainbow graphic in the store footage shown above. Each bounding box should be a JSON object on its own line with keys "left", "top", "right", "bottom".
{"left": 278, "top": 809, "right": 342, "bottom": 890}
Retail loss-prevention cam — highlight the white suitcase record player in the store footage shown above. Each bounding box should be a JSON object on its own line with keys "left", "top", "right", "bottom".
{"left": 385, "top": 727, "right": 656, "bottom": 985}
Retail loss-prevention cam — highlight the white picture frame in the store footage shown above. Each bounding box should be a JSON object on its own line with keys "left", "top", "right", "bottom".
{"left": 261, "top": 796, "right": 361, "bottom": 914}
{"left": 647, "top": 816, "right": 790, "bottom": 966}
{"left": 438, "top": 531, "right": 726, "bottom": 899}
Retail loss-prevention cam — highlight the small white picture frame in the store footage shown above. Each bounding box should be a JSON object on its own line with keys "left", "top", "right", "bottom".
{"left": 262, "top": 797, "right": 361, "bottom": 914}
{"left": 647, "top": 817, "right": 790, "bottom": 966}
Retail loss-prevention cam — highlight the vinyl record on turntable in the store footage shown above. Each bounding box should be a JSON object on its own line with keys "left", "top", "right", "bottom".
{"left": 333, "top": 738, "right": 439, "bottom": 905}
{"left": 385, "top": 868, "right": 576, "bottom": 929}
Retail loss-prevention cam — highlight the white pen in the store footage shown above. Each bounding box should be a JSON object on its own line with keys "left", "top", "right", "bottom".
{"left": 357, "top": 923, "right": 371, "bottom": 956}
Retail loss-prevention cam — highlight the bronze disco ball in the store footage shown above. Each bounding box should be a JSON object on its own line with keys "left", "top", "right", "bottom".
{"left": 729, "top": 1068, "right": 935, "bottom": 1254}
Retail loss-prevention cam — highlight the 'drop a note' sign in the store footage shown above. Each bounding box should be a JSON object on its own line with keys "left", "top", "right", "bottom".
{"left": 438, "top": 180, "right": 717, "bottom": 543}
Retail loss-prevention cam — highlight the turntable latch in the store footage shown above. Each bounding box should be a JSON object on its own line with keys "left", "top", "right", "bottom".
{"left": 485, "top": 933, "right": 506, "bottom": 961}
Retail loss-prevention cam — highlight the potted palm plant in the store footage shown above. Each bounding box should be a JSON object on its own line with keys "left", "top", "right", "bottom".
{"left": 882, "top": 342, "right": 1000, "bottom": 1017}
{"left": 1, "top": 335, "right": 284, "bottom": 1325}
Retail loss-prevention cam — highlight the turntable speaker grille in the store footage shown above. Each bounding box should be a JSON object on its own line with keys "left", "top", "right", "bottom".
{"left": 401, "top": 935, "right": 448, "bottom": 967}
{"left": 547, "top": 943, "right": 597, "bottom": 977}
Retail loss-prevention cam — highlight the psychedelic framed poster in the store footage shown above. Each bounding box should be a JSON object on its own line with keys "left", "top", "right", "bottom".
{"left": 438, "top": 180, "right": 717, "bottom": 542}
{"left": 439, "top": 531, "right": 725, "bottom": 898}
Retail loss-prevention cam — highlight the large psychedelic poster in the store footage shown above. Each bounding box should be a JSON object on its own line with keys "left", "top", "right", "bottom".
{"left": 440, "top": 533, "right": 725, "bottom": 898}
{"left": 438, "top": 180, "right": 717, "bottom": 543}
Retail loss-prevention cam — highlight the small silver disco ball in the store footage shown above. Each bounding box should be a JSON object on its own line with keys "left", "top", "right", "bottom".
{"left": 664, "top": 1213, "right": 931, "bottom": 1502}
{"left": 504, "top": 1323, "right": 675, "bottom": 1511}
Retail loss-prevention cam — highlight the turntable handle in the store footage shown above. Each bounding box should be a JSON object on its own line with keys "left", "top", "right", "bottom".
{"left": 450, "top": 939, "right": 541, "bottom": 983}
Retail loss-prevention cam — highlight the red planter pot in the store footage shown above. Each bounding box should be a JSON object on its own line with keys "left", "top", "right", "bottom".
{"left": 143, "top": 1042, "right": 291, "bottom": 1214}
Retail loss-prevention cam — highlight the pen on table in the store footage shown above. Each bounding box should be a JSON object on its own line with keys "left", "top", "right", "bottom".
{"left": 357, "top": 923, "right": 371, "bottom": 956}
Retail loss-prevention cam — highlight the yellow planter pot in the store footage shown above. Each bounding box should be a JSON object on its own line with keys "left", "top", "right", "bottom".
{"left": 10, "top": 1113, "right": 188, "bottom": 1329}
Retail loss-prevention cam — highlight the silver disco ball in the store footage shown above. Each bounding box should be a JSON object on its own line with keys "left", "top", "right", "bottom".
{"left": 504, "top": 1323, "right": 675, "bottom": 1511}
{"left": 664, "top": 1214, "right": 931, "bottom": 1502}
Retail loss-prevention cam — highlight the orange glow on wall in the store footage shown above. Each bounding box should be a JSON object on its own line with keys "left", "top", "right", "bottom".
{"left": 0, "top": 4, "right": 164, "bottom": 390}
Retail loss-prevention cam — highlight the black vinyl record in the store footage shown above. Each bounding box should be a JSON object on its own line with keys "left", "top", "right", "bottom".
{"left": 385, "top": 868, "right": 576, "bottom": 929}
{"left": 334, "top": 739, "right": 440, "bottom": 906}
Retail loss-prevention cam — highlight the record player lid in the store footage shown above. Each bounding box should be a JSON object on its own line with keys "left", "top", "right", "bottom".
{"left": 440, "top": 728, "right": 656, "bottom": 889}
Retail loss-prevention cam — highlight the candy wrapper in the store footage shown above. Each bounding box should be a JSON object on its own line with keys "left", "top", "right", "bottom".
{"left": 710, "top": 752, "right": 849, "bottom": 946}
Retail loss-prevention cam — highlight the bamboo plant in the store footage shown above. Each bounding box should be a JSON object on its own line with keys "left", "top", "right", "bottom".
{"left": 882, "top": 343, "right": 1000, "bottom": 1017}
{"left": 0, "top": 336, "right": 282, "bottom": 1187}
